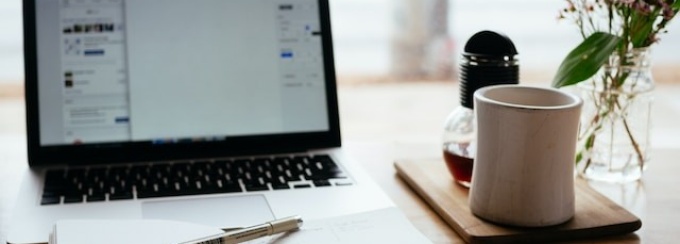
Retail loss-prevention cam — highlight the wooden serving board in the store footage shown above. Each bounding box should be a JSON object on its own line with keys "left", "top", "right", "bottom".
{"left": 394, "top": 159, "right": 641, "bottom": 244}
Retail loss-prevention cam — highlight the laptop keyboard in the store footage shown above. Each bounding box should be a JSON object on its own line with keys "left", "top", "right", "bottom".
{"left": 40, "top": 154, "right": 351, "bottom": 205}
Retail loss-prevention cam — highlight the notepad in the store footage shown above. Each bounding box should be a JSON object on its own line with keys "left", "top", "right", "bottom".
{"left": 49, "top": 207, "right": 430, "bottom": 244}
{"left": 266, "top": 207, "right": 430, "bottom": 244}
{"left": 48, "top": 219, "right": 224, "bottom": 244}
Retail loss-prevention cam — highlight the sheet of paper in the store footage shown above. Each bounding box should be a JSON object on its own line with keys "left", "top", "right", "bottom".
{"left": 52, "top": 219, "right": 223, "bottom": 244}
{"left": 51, "top": 207, "right": 430, "bottom": 244}
{"left": 247, "top": 207, "right": 431, "bottom": 244}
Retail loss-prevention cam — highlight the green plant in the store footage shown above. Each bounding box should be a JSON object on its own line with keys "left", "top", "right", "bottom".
{"left": 554, "top": 0, "right": 680, "bottom": 88}
{"left": 553, "top": 0, "right": 680, "bottom": 171}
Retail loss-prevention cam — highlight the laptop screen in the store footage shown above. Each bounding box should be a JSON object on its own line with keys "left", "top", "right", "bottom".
{"left": 24, "top": 0, "right": 340, "bottom": 165}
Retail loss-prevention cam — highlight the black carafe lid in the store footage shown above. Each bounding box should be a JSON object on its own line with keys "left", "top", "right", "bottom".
{"left": 460, "top": 31, "right": 519, "bottom": 109}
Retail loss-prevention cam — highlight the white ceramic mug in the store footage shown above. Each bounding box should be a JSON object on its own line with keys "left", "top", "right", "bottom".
{"left": 469, "top": 85, "right": 582, "bottom": 227}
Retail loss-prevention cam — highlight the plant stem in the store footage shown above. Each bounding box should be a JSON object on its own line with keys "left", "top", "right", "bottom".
{"left": 579, "top": 57, "right": 648, "bottom": 176}
{"left": 615, "top": 99, "right": 646, "bottom": 171}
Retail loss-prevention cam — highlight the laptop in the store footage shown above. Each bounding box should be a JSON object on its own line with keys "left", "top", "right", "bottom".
{"left": 8, "top": 0, "right": 394, "bottom": 243}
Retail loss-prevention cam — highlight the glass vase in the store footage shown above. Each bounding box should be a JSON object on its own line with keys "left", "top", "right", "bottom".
{"left": 576, "top": 48, "right": 654, "bottom": 183}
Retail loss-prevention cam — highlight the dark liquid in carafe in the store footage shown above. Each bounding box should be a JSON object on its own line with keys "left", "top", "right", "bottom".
{"left": 443, "top": 150, "right": 473, "bottom": 188}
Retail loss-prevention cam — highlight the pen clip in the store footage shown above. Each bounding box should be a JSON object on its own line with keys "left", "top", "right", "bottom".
{"left": 221, "top": 227, "right": 243, "bottom": 232}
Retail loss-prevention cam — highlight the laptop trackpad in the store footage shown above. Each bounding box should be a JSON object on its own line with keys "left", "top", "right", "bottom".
{"left": 141, "top": 195, "right": 274, "bottom": 229}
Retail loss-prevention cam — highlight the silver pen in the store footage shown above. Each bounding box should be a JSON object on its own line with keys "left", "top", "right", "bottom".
{"left": 179, "top": 215, "right": 303, "bottom": 244}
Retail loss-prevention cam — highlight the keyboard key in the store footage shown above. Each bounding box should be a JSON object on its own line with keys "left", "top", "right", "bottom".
{"left": 86, "top": 195, "right": 106, "bottom": 202}
{"left": 136, "top": 189, "right": 162, "bottom": 199}
{"left": 41, "top": 196, "right": 61, "bottom": 205}
{"left": 283, "top": 170, "right": 301, "bottom": 181}
{"left": 245, "top": 184, "right": 269, "bottom": 192}
{"left": 313, "top": 180, "right": 331, "bottom": 187}
{"left": 42, "top": 186, "right": 67, "bottom": 197}
{"left": 109, "top": 192, "right": 134, "bottom": 200}
{"left": 41, "top": 190, "right": 60, "bottom": 198}
{"left": 215, "top": 181, "right": 242, "bottom": 193}
{"left": 134, "top": 182, "right": 157, "bottom": 198}
{"left": 272, "top": 183, "right": 290, "bottom": 190}
{"left": 293, "top": 184, "right": 311, "bottom": 189}
{"left": 267, "top": 175, "right": 287, "bottom": 189}
{"left": 63, "top": 195, "right": 83, "bottom": 203}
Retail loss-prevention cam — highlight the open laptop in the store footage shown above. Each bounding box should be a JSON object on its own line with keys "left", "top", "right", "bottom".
{"left": 8, "top": 0, "right": 394, "bottom": 243}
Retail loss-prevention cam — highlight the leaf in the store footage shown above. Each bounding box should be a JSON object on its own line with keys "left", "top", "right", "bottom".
{"left": 552, "top": 32, "right": 622, "bottom": 88}
{"left": 630, "top": 11, "right": 656, "bottom": 47}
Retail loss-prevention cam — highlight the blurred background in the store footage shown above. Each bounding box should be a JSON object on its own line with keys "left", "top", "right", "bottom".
{"left": 330, "top": 0, "right": 680, "bottom": 84}
{"left": 1, "top": 0, "right": 680, "bottom": 90}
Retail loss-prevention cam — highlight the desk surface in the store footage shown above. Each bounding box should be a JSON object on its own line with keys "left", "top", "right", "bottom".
{"left": 2, "top": 81, "right": 680, "bottom": 243}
